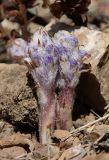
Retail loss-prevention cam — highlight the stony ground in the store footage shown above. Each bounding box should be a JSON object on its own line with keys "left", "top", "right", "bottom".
{"left": 1, "top": 0, "right": 109, "bottom": 160}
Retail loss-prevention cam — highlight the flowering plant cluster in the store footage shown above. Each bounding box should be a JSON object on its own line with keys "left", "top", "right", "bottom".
{"left": 7, "top": 28, "right": 90, "bottom": 144}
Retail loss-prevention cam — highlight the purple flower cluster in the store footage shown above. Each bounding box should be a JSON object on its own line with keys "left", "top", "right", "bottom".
{"left": 53, "top": 30, "right": 89, "bottom": 88}
{"left": 7, "top": 28, "right": 90, "bottom": 144}
{"left": 7, "top": 29, "right": 88, "bottom": 87}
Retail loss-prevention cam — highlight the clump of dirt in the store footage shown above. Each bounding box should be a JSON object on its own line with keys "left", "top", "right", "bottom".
{"left": 0, "top": 63, "right": 38, "bottom": 129}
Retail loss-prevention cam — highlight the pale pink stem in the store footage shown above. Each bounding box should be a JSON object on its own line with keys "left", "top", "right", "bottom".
{"left": 57, "top": 87, "right": 75, "bottom": 130}
{"left": 37, "top": 87, "right": 56, "bottom": 145}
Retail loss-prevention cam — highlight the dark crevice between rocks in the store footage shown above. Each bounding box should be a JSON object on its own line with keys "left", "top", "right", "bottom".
{"left": 0, "top": 143, "right": 30, "bottom": 153}
{"left": 26, "top": 72, "right": 39, "bottom": 106}
{"left": 14, "top": 121, "right": 38, "bottom": 133}
{"left": 48, "top": 22, "right": 81, "bottom": 36}
{"left": 26, "top": 72, "right": 40, "bottom": 141}
{"left": 14, "top": 122, "right": 40, "bottom": 142}
{"left": 27, "top": 12, "right": 47, "bottom": 26}
{"left": 0, "top": 111, "right": 38, "bottom": 135}
{"left": 72, "top": 72, "right": 106, "bottom": 120}
{"left": 98, "top": 45, "right": 109, "bottom": 68}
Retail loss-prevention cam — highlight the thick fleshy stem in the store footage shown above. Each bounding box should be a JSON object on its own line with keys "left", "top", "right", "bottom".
{"left": 30, "top": 62, "right": 57, "bottom": 145}
{"left": 57, "top": 87, "right": 75, "bottom": 130}
{"left": 37, "top": 87, "right": 56, "bottom": 144}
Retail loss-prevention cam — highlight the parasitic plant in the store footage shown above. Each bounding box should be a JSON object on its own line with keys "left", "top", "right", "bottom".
{"left": 8, "top": 28, "right": 58, "bottom": 144}
{"left": 53, "top": 30, "right": 89, "bottom": 130}
{"left": 27, "top": 28, "right": 58, "bottom": 144}
{"left": 7, "top": 28, "right": 90, "bottom": 145}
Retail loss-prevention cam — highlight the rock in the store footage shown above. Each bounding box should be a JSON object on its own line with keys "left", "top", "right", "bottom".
{"left": 74, "top": 27, "right": 109, "bottom": 72}
{"left": 0, "top": 63, "right": 38, "bottom": 128}
{"left": 0, "top": 120, "right": 14, "bottom": 138}
{"left": 59, "top": 146, "right": 85, "bottom": 160}
{"left": 53, "top": 130, "right": 79, "bottom": 148}
{"left": 0, "top": 132, "right": 35, "bottom": 152}
{"left": 73, "top": 27, "right": 109, "bottom": 115}
{"left": 28, "top": 0, "right": 52, "bottom": 22}
{"left": 33, "top": 144, "right": 60, "bottom": 160}
{"left": 85, "top": 113, "right": 95, "bottom": 123}
{"left": 89, "top": 0, "right": 109, "bottom": 21}
{"left": 82, "top": 153, "right": 109, "bottom": 160}
{"left": 53, "top": 130, "right": 71, "bottom": 140}
{"left": 1, "top": 19, "right": 20, "bottom": 33}
{"left": 0, "top": 146, "right": 27, "bottom": 160}
{"left": 93, "top": 124, "right": 109, "bottom": 135}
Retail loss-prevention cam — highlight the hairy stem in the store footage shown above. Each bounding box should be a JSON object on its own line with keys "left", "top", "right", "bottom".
{"left": 37, "top": 87, "right": 56, "bottom": 145}
{"left": 57, "top": 87, "right": 75, "bottom": 130}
